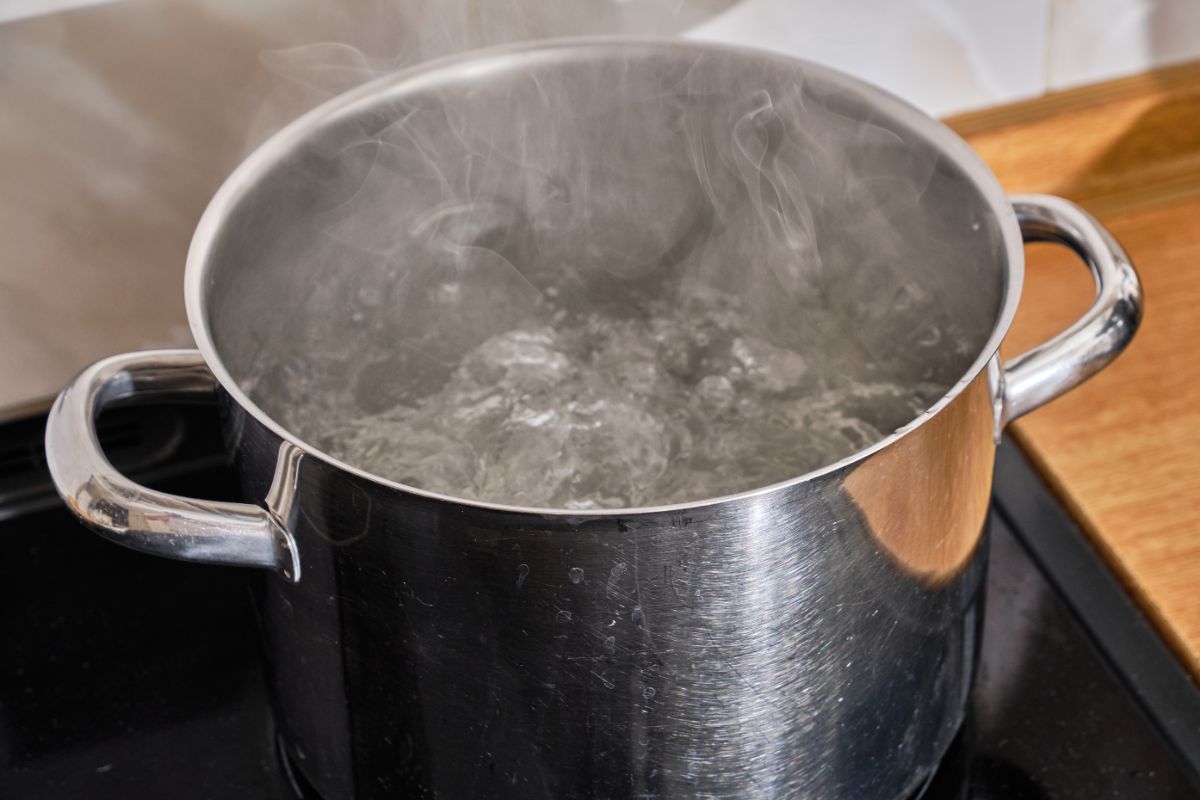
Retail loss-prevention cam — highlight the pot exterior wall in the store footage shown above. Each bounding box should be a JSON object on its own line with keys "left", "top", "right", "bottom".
{"left": 225, "top": 370, "right": 996, "bottom": 799}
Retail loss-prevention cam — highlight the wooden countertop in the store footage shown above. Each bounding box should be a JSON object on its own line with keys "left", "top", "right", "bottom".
{"left": 945, "top": 62, "right": 1200, "bottom": 678}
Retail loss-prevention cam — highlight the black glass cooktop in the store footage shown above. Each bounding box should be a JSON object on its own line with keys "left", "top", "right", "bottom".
{"left": 0, "top": 406, "right": 1198, "bottom": 799}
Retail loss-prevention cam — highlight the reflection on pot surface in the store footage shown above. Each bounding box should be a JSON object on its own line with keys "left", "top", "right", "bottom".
{"left": 46, "top": 40, "right": 1141, "bottom": 800}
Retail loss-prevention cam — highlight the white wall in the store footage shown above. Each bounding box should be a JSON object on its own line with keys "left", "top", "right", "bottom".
{"left": 3, "top": 0, "right": 1198, "bottom": 117}
{"left": 1048, "top": 0, "right": 1200, "bottom": 90}
{"left": 689, "top": 0, "right": 1200, "bottom": 116}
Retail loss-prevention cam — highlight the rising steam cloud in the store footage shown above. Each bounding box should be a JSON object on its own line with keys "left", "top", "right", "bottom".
{"left": 205, "top": 37, "right": 1003, "bottom": 505}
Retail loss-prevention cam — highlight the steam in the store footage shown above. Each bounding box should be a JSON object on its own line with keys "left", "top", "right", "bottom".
{"left": 260, "top": 42, "right": 384, "bottom": 95}
{"left": 242, "top": 0, "right": 734, "bottom": 152}
{"left": 206, "top": 38, "right": 1003, "bottom": 503}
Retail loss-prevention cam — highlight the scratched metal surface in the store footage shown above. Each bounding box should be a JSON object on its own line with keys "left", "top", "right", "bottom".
{"left": 231, "top": 382, "right": 991, "bottom": 799}
{"left": 175, "top": 38, "right": 1016, "bottom": 798}
{"left": 4, "top": 428, "right": 1199, "bottom": 798}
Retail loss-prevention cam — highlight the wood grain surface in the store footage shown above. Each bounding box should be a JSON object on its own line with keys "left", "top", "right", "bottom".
{"left": 946, "top": 62, "right": 1200, "bottom": 678}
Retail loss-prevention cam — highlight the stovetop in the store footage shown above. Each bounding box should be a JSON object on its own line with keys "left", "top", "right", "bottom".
{"left": 0, "top": 405, "right": 1198, "bottom": 799}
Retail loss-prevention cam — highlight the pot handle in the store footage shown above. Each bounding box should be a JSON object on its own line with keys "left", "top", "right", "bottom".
{"left": 44, "top": 349, "right": 299, "bottom": 580}
{"left": 1002, "top": 194, "right": 1143, "bottom": 425}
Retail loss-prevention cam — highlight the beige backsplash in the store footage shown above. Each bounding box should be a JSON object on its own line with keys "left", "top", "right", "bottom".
{"left": 3, "top": 0, "right": 1198, "bottom": 416}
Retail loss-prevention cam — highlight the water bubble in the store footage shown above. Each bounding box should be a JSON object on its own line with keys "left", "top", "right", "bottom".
{"left": 356, "top": 286, "right": 384, "bottom": 307}
{"left": 642, "top": 686, "right": 657, "bottom": 700}
{"left": 263, "top": 278, "right": 958, "bottom": 508}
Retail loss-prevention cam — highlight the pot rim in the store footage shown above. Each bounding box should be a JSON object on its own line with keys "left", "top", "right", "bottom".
{"left": 185, "top": 35, "right": 1024, "bottom": 517}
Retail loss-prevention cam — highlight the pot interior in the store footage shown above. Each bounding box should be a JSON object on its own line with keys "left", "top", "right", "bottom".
{"left": 198, "top": 40, "right": 1010, "bottom": 508}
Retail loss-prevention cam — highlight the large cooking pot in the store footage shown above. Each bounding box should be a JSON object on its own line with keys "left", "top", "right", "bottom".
{"left": 45, "top": 39, "right": 1140, "bottom": 799}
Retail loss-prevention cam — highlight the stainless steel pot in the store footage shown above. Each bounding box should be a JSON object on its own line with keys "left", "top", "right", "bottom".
{"left": 45, "top": 39, "right": 1141, "bottom": 799}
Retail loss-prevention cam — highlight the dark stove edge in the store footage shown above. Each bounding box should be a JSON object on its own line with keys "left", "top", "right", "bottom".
{"left": 993, "top": 440, "right": 1200, "bottom": 786}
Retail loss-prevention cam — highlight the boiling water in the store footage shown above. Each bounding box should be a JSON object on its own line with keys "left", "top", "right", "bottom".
{"left": 220, "top": 47, "right": 1002, "bottom": 510}
{"left": 296, "top": 285, "right": 945, "bottom": 509}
